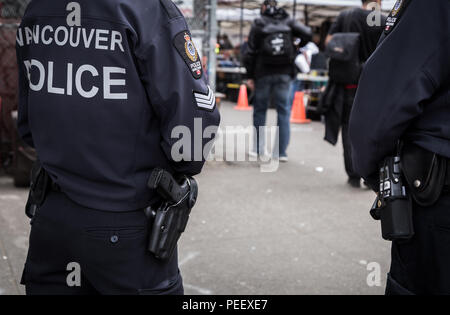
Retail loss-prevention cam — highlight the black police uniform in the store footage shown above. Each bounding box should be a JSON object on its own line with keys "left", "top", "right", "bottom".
{"left": 16, "top": 0, "right": 220, "bottom": 295}
{"left": 350, "top": 0, "right": 450, "bottom": 295}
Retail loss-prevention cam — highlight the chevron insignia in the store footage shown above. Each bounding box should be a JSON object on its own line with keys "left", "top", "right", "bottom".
{"left": 193, "top": 86, "right": 216, "bottom": 111}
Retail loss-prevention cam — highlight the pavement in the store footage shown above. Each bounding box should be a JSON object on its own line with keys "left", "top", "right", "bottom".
{"left": 0, "top": 101, "right": 390, "bottom": 295}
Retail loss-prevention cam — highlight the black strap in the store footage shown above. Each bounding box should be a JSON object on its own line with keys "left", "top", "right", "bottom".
{"left": 159, "top": 0, "right": 182, "bottom": 19}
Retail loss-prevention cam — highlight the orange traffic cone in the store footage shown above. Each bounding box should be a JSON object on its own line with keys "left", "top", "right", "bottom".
{"left": 290, "top": 92, "right": 311, "bottom": 124}
{"left": 234, "top": 84, "right": 252, "bottom": 111}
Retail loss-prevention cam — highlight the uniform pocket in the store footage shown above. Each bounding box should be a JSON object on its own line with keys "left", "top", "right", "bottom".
{"left": 84, "top": 226, "right": 148, "bottom": 250}
{"left": 85, "top": 226, "right": 146, "bottom": 240}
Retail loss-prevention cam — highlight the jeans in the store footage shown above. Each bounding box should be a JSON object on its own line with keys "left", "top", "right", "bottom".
{"left": 253, "top": 74, "right": 291, "bottom": 157}
{"left": 287, "top": 79, "right": 304, "bottom": 113}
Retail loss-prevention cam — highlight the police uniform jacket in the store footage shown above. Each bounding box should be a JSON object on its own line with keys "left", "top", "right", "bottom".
{"left": 16, "top": 0, "right": 221, "bottom": 211}
{"left": 349, "top": 0, "right": 450, "bottom": 185}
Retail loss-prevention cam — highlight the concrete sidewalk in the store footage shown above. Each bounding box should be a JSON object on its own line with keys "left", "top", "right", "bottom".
{"left": 0, "top": 101, "right": 390, "bottom": 295}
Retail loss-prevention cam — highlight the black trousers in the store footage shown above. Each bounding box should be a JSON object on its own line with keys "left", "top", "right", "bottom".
{"left": 341, "top": 88, "right": 359, "bottom": 181}
{"left": 21, "top": 191, "right": 183, "bottom": 295}
{"left": 386, "top": 193, "right": 450, "bottom": 295}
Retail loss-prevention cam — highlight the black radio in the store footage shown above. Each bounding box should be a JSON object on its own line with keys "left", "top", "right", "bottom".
{"left": 370, "top": 156, "right": 414, "bottom": 241}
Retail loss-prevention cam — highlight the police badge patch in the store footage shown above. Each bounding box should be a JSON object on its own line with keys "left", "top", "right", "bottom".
{"left": 384, "top": 0, "right": 412, "bottom": 35}
{"left": 174, "top": 31, "right": 203, "bottom": 79}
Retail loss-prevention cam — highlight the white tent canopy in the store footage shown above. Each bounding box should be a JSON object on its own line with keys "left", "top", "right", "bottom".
{"left": 275, "top": 0, "right": 395, "bottom": 10}
{"left": 217, "top": 0, "right": 396, "bottom": 23}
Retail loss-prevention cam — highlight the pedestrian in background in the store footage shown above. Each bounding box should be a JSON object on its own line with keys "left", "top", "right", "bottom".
{"left": 320, "top": 0, "right": 385, "bottom": 188}
{"left": 244, "top": 0, "right": 311, "bottom": 162}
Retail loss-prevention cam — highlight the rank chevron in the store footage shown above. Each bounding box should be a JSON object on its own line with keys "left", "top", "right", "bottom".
{"left": 194, "top": 86, "right": 216, "bottom": 111}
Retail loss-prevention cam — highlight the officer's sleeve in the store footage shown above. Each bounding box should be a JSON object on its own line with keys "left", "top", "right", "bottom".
{"left": 289, "top": 20, "right": 312, "bottom": 47}
{"left": 134, "top": 0, "right": 220, "bottom": 176}
{"left": 349, "top": 0, "right": 450, "bottom": 184}
{"left": 16, "top": 41, "right": 34, "bottom": 148}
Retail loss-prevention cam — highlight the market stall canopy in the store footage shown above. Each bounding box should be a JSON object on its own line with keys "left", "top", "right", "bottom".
{"left": 218, "top": 0, "right": 396, "bottom": 25}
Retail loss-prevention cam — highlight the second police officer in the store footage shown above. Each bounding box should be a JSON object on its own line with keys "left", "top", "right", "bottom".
{"left": 17, "top": 0, "right": 220, "bottom": 295}
{"left": 350, "top": 0, "right": 450, "bottom": 295}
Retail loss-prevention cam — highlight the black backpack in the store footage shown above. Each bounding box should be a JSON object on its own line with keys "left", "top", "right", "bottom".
{"left": 260, "top": 17, "right": 295, "bottom": 65}
{"left": 325, "top": 9, "right": 362, "bottom": 84}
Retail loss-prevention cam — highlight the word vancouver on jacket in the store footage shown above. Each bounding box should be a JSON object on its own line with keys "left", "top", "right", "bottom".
{"left": 16, "top": 2, "right": 128, "bottom": 100}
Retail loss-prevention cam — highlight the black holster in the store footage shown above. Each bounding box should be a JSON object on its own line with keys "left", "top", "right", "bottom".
{"left": 371, "top": 143, "right": 450, "bottom": 241}
{"left": 25, "top": 161, "right": 51, "bottom": 219}
{"left": 401, "top": 143, "right": 448, "bottom": 207}
{"left": 145, "top": 169, "right": 198, "bottom": 261}
{"left": 371, "top": 155, "right": 414, "bottom": 241}
{"left": 373, "top": 195, "right": 414, "bottom": 241}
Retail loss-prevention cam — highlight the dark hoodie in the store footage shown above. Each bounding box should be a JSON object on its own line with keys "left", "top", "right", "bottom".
{"left": 244, "top": 7, "right": 311, "bottom": 79}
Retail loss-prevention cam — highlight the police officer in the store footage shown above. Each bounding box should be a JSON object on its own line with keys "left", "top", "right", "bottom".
{"left": 350, "top": 0, "right": 450, "bottom": 295}
{"left": 17, "top": 0, "right": 220, "bottom": 295}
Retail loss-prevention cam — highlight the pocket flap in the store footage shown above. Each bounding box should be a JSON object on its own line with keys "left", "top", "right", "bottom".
{"left": 401, "top": 143, "right": 447, "bottom": 206}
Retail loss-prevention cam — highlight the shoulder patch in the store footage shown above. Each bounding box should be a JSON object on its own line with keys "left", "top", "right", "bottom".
{"left": 384, "top": 0, "right": 412, "bottom": 35}
{"left": 174, "top": 31, "right": 203, "bottom": 80}
{"left": 193, "top": 86, "right": 216, "bottom": 111}
{"left": 159, "top": 0, "right": 182, "bottom": 19}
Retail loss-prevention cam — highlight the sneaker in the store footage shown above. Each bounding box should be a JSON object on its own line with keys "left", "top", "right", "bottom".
{"left": 279, "top": 156, "right": 289, "bottom": 163}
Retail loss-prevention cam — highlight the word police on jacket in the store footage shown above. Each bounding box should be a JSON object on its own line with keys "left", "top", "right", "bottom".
{"left": 16, "top": 6, "right": 128, "bottom": 100}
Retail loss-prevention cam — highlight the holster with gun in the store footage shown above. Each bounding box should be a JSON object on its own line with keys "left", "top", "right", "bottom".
{"left": 371, "top": 142, "right": 450, "bottom": 241}
{"left": 144, "top": 168, "right": 198, "bottom": 261}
